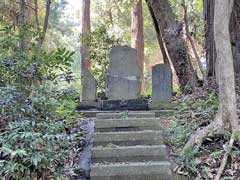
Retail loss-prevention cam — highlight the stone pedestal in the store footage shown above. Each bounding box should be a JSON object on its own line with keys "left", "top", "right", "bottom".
{"left": 106, "top": 45, "right": 141, "bottom": 100}
{"left": 152, "top": 64, "right": 172, "bottom": 103}
{"left": 81, "top": 70, "right": 96, "bottom": 102}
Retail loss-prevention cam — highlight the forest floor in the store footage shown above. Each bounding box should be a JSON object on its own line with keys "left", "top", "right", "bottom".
{"left": 164, "top": 76, "right": 240, "bottom": 179}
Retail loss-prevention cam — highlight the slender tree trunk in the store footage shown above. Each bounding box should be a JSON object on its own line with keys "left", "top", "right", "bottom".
{"left": 36, "top": 0, "right": 51, "bottom": 62}
{"left": 19, "top": 0, "right": 27, "bottom": 51}
{"left": 26, "top": 0, "right": 33, "bottom": 22}
{"left": 182, "top": 0, "right": 205, "bottom": 77}
{"left": 214, "top": 0, "right": 239, "bottom": 131}
{"left": 146, "top": 1, "right": 170, "bottom": 65}
{"left": 131, "top": 0, "right": 145, "bottom": 93}
{"left": 33, "top": 0, "right": 51, "bottom": 87}
{"left": 204, "top": 0, "right": 216, "bottom": 77}
{"left": 80, "top": 0, "right": 91, "bottom": 74}
{"left": 146, "top": 0, "right": 198, "bottom": 91}
{"left": 34, "top": 0, "right": 40, "bottom": 29}
{"left": 80, "top": 0, "right": 96, "bottom": 101}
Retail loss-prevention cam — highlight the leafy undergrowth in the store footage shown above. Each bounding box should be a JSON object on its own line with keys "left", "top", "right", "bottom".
{"left": 0, "top": 86, "right": 86, "bottom": 179}
{"left": 165, "top": 80, "right": 240, "bottom": 180}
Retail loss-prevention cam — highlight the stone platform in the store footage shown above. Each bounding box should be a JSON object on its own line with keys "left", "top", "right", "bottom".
{"left": 77, "top": 99, "right": 149, "bottom": 111}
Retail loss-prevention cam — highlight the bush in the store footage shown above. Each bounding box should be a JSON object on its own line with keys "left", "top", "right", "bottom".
{"left": 0, "top": 85, "right": 82, "bottom": 179}
{"left": 0, "top": 119, "right": 69, "bottom": 179}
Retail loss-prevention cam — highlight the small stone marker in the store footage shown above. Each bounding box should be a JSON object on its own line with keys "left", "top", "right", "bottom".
{"left": 152, "top": 64, "right": 172, "bottom": 103}
{"left": 106, "top": 45, "right": 141, "bottom": 100}
{"left": 81, "top": 70, "right": 97, "bottom": 101}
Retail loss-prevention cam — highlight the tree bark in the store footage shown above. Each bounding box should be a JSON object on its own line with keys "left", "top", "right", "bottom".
{"left": 80, "top": 0, "right": 91, "bottom": 73}
{"left": 230, "top": 0, "right": 240, "bottom": 73}
{"left": 146, "top": 0, "right": 197, "bottom": 91}
{"left": 214, "top": 0, "right": 239, "bottom": 131}
{"left": 26, "top": 0, "right": 33, "bottom": 22}
{"left": 204, "top": 0, "right": 216, "bottom": 77}
{"left": 80, "top": 0, "right": 96, "bottom": 101}
{"left": 131, "top": 0, "right": 145, "bottom": 93}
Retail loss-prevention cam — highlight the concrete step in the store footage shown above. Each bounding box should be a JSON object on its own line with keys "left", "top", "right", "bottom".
{"left": 93, "top": 130, "right": 163, "bottom": 147}
{"left": 94, "top": 118, "right": 162, "bottom": 132}
{"left": 92, "top": 145, "right": 167, "bottom": 163}
{"left": 91, "top": 161, "right": 172, "bottom": 180}
{"left": 96, "top": 112, "right": 156, "bottom": 119}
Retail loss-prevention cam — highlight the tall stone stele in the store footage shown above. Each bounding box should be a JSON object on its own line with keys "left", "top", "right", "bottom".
{"left": 152, "top": 64, "right": 172, "bottom": 103}
{"left": 106, "top": 45, "right": 142, "bottom": 100}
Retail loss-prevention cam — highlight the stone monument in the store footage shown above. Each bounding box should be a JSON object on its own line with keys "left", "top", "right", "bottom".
{"left": 106, "top": 45, "right": 141, "bottom": 100}
{"left": 152, "top": 64, "right": 172, "bottom": 103}
{"left": 81, "top": 70, "right": 97, "bottom": 101}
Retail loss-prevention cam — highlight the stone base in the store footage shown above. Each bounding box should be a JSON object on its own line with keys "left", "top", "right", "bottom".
{"left": 77, "top": 100, "right": 178, "bottom": 111}
{"left": 102, "top": 99, "right": 148, "bottom": 111}
{"left": 77, "top": 99, "right": 148, "bottom": 111}
{"left": 148, "top": 102, "right": 178, "bottom": 110}
{"left": 76, "top": 101, "right": 102, "bottom": 111}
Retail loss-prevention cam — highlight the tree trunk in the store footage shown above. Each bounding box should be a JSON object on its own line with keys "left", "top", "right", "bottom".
{"left": 230, "top": 0, "right": 240, "bottom": 73}
{"left": 146, "top": 1, "right": 170, "bottom": 65}
{"left": 204, "top": 0, "right": 216, "bottom": 77}
{"left": 80, "top": 0, "right": 91, "bottom": 72}
{"left": 80, "top": 0, "right": 96, "bottom": 101}
{"left": 26, "top": 0, "right": 33, "bottom": 22}
{"left": 131, "top": 0, "right": 145, "bottom": 93}
{"left": 146, "top": 0, "right": 197, "bottom": 91}
{"left": 19, "top": 0, "right": 27, "bottom": 51}
{"left": 214, "top": 0, "right": 239, "bottom": 131}
{"left": 205, "top": 0, "right": 240, "bottom": 76}
{"left": 182, "top": 0, "right": 205, "bottom": 77}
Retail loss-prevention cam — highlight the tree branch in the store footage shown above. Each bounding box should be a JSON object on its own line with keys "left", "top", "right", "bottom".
{"left": 113, "top": 0, "right": 131, "bottom": 26}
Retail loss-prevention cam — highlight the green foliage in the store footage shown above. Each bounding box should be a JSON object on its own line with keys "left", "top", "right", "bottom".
{"left": 0, "top": 119, "right": 69, "bottom": 179}
{"left": 0, "top": 85, "right": 81, "bottom": 179}
{"left": 85, "top": 24, "right": 120, "bottom": 92}
{"left": 143, "top": 86, "right": 152, "bottom": 97}
{"left": 0, "top": 12, "right": 82, "bottom": 179}
{"left": 165, "top": 93, "right": 239, "bottom": 180}
{"left": 54, "top": 87, "right": 80, "bottom": 117}
{"left": 173, "top": 84, "right": 181, "bottom": 95}
{"left": 0, "top": 24, "right": 75, "bottom": 90}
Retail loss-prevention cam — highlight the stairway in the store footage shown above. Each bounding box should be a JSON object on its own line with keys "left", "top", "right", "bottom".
{"left": 90, "top": 111, "right": 173, "bottom": 180}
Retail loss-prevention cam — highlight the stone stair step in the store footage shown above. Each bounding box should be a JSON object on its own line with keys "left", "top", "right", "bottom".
{"left": 92, "top": 145, "right": 167, "bottom": 163}
{"left": 96, "top": 112, "right": 155, "bottom": 119}
{"left": 91, "top": 161, "right": 172, "bottom": 180}
{"left": 94, "top": 118, "right": 162, "bottom": 132}
{"left": 93, "top": 130, "right": 163, "bottom": 146}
